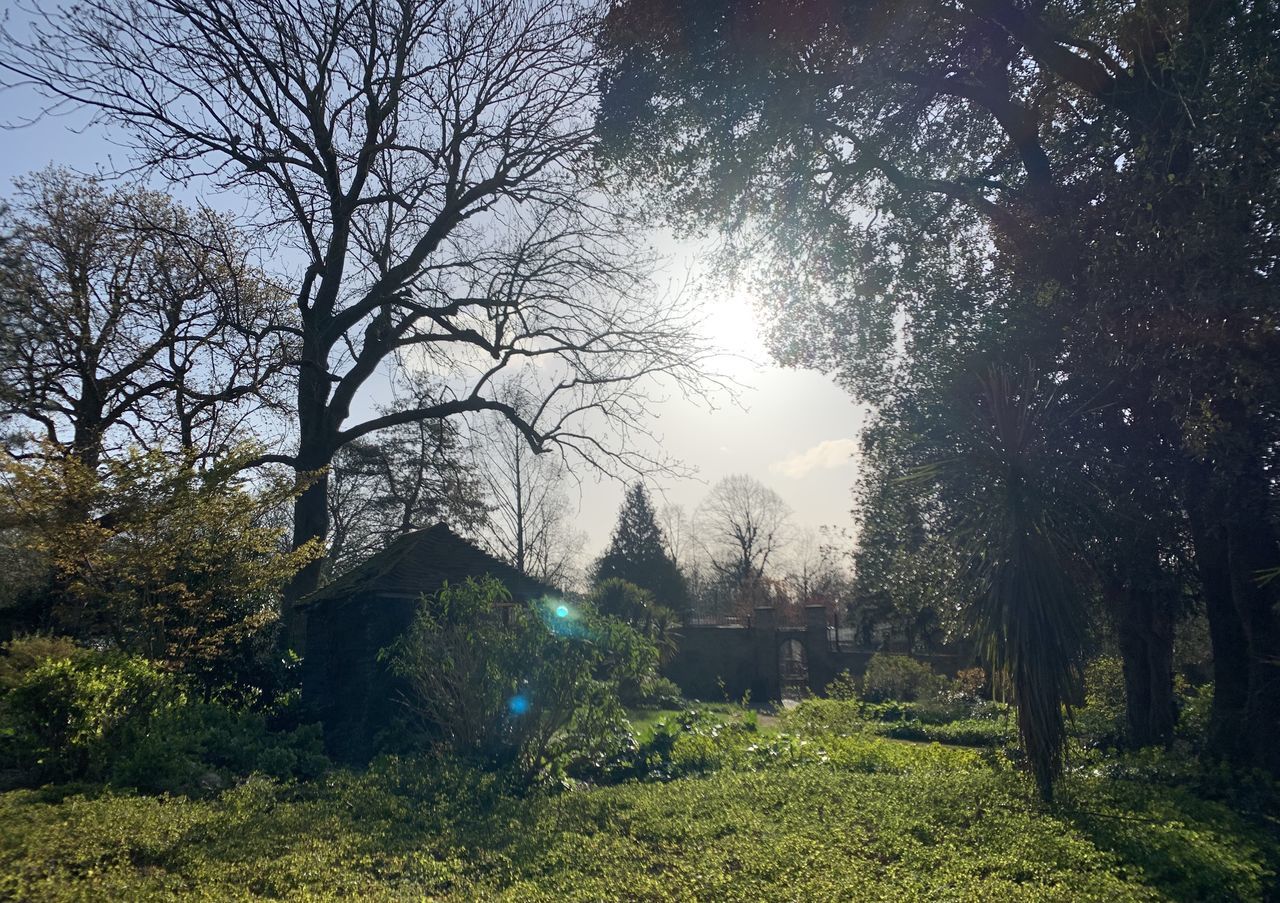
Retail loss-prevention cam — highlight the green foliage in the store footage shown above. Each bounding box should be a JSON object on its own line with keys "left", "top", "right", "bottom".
{"left": 1075, "top": 655, "right": 1130, "bottom": 750}
{"left": 0, "top": 648, "right": 325, "bottom": 793}
{"left": 0, "top": 652, "right": 177, "bottom": 783}
{"left": 107, "top": 701, "right": 327, "bottom": 795}
{"left": 0, "top": 635, "right": 87, "bottom": 692}
{"left": 592, "top": 483, "right": 689, "bottom": 611}
{"left": 825, "top": 669, "right": 859, "bottom": 700}
{"left": 1176, "top": 681, "right": 1214, "bottom": 749}
{"left": 382, "top": 577, "right": 657, "bottom": 783}
{"left": 600, "top": 0, "right": 1260, "bottom": 790}
{"left": 780, "top": 697, "right": 1015, "bottom": 749}
{"left": 860, "top": 653, "right": 945, "bottom": 703}
{"left": 848, "top": 444, "right": 963, "bottom": 651}
{"left": 632, "top": 675, "right": 683, "bottom": 709}
{"left": 591, "top": 578, "right": 681, "bottom": 669}
{"left": 0, "top": 690, "right": 1272, "bottom": 900}
{"left": 591, "top": 577, "right": 655, "bottom": 626}
{"left": 0, "top": 736, "right": 1274, "bottom": 901}
{"left": 880, "top": 719, "right": 1013, "bottom": 748}
{"left": 941, "top": 367, "right": 1091, "bottom": 802}
{"left": 0, "top": 445, "right": 321, "bottom": 693}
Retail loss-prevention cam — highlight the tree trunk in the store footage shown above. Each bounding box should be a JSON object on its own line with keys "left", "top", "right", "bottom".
{"left": 1214, "top": 400, "right": 1280, "bottom": 775}
{"left": 1112, "top": 579, "right": 1176, "bottom": 748}
{"left": 1184, "top": 469, "right": 1251, "bottom": 761}
{"left": 282, "top": 357, "right": 338, "bottom": 651}
{"left": 1223, "top": 472, "right": 1280, "bottom": 774}
{"left": 286, "top": 466, "right": 330, "bottom": 629}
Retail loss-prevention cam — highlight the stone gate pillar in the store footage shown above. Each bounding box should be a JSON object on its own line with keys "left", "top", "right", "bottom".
{"left": 804, "top": 605, "right": 833, "bottom": 694}
{"left": 752, "top": 606, "right": 779, "bottom": 702}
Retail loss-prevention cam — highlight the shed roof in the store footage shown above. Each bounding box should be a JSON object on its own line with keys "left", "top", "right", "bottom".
{"left": 299, "top": 523, "right": 556, "bottom": 610}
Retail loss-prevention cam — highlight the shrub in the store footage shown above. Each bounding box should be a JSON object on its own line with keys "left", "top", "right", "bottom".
{"left": 825, "top": 669, "right": 859, "bottom": 700}
{"left": 881, "top": 718, "right": 1013, "bottom": 747}
{"left": 109, "top": 700, "right": 327, "bottom": 794}
{"left": 0, "top": 652, "right": 178, "bottom": 782}
{"left": 1074, "top": 655, "right": 1128, "bottom": 749}
{"left": 781, "top": 697, "right": 869, "bottom": 736}
{"left": 1, "top": 446, "right": 322, "bottom": 693}
{"left": 0, "top": 649, "right": 326, "bottom": 793}
{"left": 778, "top": 696, "right": 1016, "bottom": 750}
{"left": 911, "top": 696, "right": 973, "bottom": 724}
{"left": 382, "top": 577, "right": 657, "bottom": 784}
{"left": 633, "top": 675, "right": 684, "bottom": 709}
{"left": 860, "top": 653, "right": 945, "bottom": 702}
{"left": 953, "top": 666, "right": 988, "bottom": 700}
{"left": 1175, "top": 679, "right": 1214, "bottom": 749}
{"left": 0, "top": 635, "right": 88, "bottom": 693}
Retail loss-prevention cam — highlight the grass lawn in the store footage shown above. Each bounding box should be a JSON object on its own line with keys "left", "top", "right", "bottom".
{"left": 1, "top": 705, "right": 1275, "bottom": 902}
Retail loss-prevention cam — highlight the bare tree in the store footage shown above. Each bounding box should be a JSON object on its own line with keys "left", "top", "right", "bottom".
{"left": 780, "top": 526, "right": 851, "bottom": 612}
{"left": 326, "top": 393, "right": 488, "bottom": 577}
{"left": 695, "top": 474, "right": 791, "bottom": 590}
{"left": 658, "top": 502, "right": 694, "bottom": 573}
{"left": 1, "top": 0, "right": 715, "bottom": 632}
{"left": 0, "top": 168, "right": 288, "bottom": 467}
{"left": 473, "top": 413, "right": 585, "bottom": 589}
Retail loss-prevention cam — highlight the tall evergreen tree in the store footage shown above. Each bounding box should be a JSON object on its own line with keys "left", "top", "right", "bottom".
{"left": 593, "top": 484, "right": 689, "bottom": 611}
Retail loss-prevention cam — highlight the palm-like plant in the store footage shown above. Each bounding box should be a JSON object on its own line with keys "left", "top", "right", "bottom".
{"left": 925, "top": 364, "right": 1090, "bottom": 801}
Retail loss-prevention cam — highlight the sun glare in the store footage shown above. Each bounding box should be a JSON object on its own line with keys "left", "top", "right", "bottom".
{"left": 700, "top": 290, "right": 768, "bottom": 363}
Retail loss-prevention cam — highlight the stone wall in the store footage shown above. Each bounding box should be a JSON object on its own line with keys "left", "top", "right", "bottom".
{"left": 661, "top": 625, "right": 759, "bottom": 701}
{"left": 662, "top": 605, "right": 970, "bottom": 702}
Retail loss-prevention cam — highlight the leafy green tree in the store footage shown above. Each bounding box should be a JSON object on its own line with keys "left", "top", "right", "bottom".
{"left": 593, "top": 483, "right": 689, "bottom": 611}
{"left": 599, "top": 0, "right": 1280, "bottom": 773}
{"left": 940, "top": 367, "right": 1090, "bottom": 800}
{"left": 591, "top": 576, "right": 681, "bottom": 665}
{"left": 0, "top": 445, "right": 320, "bottom": 692}
{"left": 849, "top": 434, "right": 962, "bottom": 654}
{"left": 854, "top": 365, "right": 1092, "bottom": 798}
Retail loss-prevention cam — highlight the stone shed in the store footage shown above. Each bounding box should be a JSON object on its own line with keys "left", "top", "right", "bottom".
{"left": 298, "top": 523, "right": 554, "bottom": 762}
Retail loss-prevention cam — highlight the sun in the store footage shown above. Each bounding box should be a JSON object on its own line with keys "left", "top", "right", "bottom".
{"left": 699, "top": 289, "right": 769, "bottom": 363}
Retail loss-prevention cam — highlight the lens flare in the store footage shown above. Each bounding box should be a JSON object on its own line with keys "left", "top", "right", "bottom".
{"left": 508, "top": 695, "right": 529, "bottom": 715}
{"left": 554, "top": 604, "right": 570, "bottom": 619}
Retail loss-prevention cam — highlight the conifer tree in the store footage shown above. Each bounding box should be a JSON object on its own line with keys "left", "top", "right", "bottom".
{"left": 593, "top": 484, "right": 688, "bottom": 611}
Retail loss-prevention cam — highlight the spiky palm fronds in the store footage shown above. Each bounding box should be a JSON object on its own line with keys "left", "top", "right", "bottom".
{"left": 929, "top": 364, "right": 1089, "bottom": 801}
{"left": 967, "top": 508, "right": 1086, "bottom": 801}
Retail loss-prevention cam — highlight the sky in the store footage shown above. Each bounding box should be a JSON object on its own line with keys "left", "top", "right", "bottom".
{"left": 0, "top": 75, "right": 868, "bottom": 561}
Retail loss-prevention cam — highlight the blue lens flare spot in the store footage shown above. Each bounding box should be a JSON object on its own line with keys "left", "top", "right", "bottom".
{"left": 554, "top": 604, "right": 569, "bottom": 619}
{"left": 508, "top": 695, "right": 529, "bottom": 715}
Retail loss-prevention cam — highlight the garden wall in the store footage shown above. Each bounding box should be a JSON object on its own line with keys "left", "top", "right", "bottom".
{"left": 663, "top": 605, "right": 969, "bottom": 702}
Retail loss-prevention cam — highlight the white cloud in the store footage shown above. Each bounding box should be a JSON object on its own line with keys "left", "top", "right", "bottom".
{"left": 770, "top": 438, "right": 859, "bottom": 479}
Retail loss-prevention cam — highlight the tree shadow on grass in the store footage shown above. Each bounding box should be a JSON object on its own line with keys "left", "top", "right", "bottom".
{"left": 1061, "top": 779, "right": 1280, "bottom": 903}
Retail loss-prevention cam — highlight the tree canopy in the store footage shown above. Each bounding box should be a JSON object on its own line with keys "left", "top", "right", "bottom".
{"left": 1, "top": 0, "right": 718, "bottom": 629}
{"left": 593, "top": 483, "right": 688, "bottom": 611}
{"left": 599, "top": 0, "right": 1280, "bottom": 790}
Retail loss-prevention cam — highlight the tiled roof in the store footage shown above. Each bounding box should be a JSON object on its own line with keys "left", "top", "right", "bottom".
{"left": 299, "top": 523, "right": 556, "bottom": 609}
